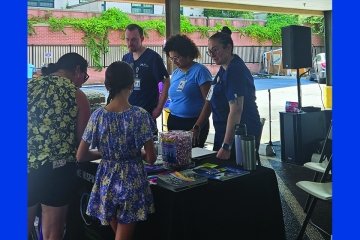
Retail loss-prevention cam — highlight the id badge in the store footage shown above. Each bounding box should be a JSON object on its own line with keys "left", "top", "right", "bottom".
{"left": 134, "top": 78, "right": 141, "bottom": 90}
{"left": 176, "top": 79, "right": 186, "bottom": 92}
{"left": 206, "top": 85, "right": 214, "bottom": 101}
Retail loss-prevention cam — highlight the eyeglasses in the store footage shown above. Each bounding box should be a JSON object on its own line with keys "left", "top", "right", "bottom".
{"left": 169, "top": 56, "right": 181, "bottom": 62}
{"left": 207, "top": 46, "right": 220, "bottom": 57}
{"left": 84, "top": 72, "right": 89, "bottom": 81}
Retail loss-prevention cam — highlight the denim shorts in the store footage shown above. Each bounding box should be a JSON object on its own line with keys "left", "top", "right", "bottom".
{"left": 28, "top": 161, "right": 78, "bottom": 207}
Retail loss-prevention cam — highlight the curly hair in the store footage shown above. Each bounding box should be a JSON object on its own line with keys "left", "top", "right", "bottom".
{"left": 163, "top": 34, "right": 200, "bottom": 59}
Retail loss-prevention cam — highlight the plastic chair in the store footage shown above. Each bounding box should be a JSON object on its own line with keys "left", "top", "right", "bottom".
{"left": 303, "top": 123, "right": 332, "bottom": 213}
{"left": 304, "top": 123, "right": 332, "bottom": 174}
{"left": 296, "top": 154, "right": 332, "bottom": 240}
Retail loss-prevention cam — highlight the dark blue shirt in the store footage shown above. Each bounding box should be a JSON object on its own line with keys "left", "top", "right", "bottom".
{"left": 210, "top": 54, "right": 261, "bottom": 145}
{"left": 122, "top": 48, "right": 169, "bottom": 114}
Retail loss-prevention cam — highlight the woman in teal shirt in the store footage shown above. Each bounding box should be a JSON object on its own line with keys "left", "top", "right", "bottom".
{"left": 163, "top": 34, "right": 212, "bottom": 147}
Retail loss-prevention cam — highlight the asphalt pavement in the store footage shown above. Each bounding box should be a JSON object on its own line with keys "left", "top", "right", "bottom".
{"left": 203, "top": 76, "right": 328, "bottom": 147}
{"left": 82, "top": 75, "right": 329, "bottom": 146}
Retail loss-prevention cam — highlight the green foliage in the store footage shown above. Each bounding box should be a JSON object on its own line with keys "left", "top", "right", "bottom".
{"left": 180, "top": 15, "right": 197, "bottom": 33}
{"left": 29, "top": 8, "right": 132, "bottom": 70}
{"left": 138, "top": 19, "right": 166, "bottom": 36}
{"left": 301, "top": 16, "right": 324, "bottom": 35}
{"left": 203, "top": 9, "right": 254, "bottom": 19}
{"left": 28, "top": 9, "right": 315, "bottom": 69}
{"left": 241, "top": 14, "right": 299, "bottom": 43}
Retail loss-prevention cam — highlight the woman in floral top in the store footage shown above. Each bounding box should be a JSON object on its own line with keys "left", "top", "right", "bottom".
{"left": 77, "top": 61, "right": 157, "bottom": 240}
{"left": 28, "top": 52, "right": 91, "bottom": 239}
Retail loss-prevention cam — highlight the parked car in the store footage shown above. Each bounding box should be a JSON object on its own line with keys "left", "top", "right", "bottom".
{"left": 309, "top": 53, "right": 326, "bottom": 83}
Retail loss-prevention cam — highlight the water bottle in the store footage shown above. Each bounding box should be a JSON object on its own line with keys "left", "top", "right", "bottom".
{"left": 241, "top": 135, "right": 256, "bottom": 171}
{"left": 235, "top": 123, "right": 247, "bottom": 166}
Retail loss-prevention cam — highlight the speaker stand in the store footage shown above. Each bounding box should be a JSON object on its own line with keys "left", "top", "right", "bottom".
{"left": 259, "top": 89, "right": 276, "bottom": 157}
{"left": 296, "top": 68, "right": 302, "bottom": 110}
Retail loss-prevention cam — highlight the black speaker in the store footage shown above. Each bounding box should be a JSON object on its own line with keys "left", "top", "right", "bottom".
{"left": 280, "top": 111, "right": 331, "bottom": 165}
{"left": 281, "top": 25, "right": 312, "bottom": 69}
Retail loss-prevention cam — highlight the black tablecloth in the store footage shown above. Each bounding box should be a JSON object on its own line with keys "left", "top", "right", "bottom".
{"left": 71, "top": 158, "right": 285, "bottom": 240}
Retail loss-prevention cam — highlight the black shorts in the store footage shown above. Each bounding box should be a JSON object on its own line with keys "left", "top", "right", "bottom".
{"left": 167, "top": 113, "right": 210, "bottom": 148}
{"left": 28, "top": 162, "right": 78, "bottom": 207}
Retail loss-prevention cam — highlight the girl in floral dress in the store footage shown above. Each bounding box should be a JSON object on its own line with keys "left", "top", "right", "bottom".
{"left": 77, "top": 61, "right": 157, "bottom": 240}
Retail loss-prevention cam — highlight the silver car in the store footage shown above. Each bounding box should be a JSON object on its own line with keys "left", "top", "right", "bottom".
{"left": 309, "top": 53, "right": 326, "bottom": 83}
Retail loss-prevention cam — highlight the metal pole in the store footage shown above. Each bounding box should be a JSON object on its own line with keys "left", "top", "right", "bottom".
{"left": 268, "top": 89, "right": 273, "bottom": 146}
{"left": 297, "top": 68, "right": 302, "bottom": 109}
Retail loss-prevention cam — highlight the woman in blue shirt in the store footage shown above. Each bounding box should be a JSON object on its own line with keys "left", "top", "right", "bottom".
{"left": 163, "top": 34, "right": 212, "bottom": 147}
{"left": 196, "top": 27, "right": 262, "bottom": 161}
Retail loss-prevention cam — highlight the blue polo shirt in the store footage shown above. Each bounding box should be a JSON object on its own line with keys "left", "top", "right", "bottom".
{"left": 122, "top": 48, "right": 169, "bottom": 114}
{"left": 210, "top": 54, "right": 261, "bottom": 147}
{"left": 169, "top": 62, "right": 212, "bottom": 118}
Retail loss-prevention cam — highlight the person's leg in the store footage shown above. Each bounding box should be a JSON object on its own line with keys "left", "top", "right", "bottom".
{"left": 115, "top": 223, "right": 136, "bottom": 240}
{"left": 28, "top": 166, "right": 44, "bottom": 238}
{"left": 255, "top": 136, "right": 261, "bottom": 166}
{"left": 28, "top": 204, "right": 38, "bottom": 237}
{"left": 110, "top": 218, "right": 118, "bottom": 233}
{"left": 41, "top": 204, "right": 68, "bottom": 240}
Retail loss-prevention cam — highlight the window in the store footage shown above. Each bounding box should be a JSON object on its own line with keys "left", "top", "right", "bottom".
{"left": 28, "top": 0, "right": 54, "bottom": 8}
{"left": 131, "top": 4, "right": 154, "bottom": 14}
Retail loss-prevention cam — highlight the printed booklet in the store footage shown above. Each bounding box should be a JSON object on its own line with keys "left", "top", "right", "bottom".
{"left": 193, "top": 163, "right": 250, "bottom": 181}
{"left": 156, "top": 169, "right": 208, "bottom": 192}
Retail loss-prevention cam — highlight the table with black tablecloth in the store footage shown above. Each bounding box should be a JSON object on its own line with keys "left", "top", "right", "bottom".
{"left": 72, "top": 157, "right": 285, "bottom": 240}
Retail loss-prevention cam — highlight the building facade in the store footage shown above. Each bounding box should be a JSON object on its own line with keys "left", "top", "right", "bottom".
{"left": 28, "top": 0, "right": 204, "bottom": 16}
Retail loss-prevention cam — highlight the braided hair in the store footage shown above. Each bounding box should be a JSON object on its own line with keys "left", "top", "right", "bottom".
{"left": 105, "top": 61, "right": 135, "bottom": 105}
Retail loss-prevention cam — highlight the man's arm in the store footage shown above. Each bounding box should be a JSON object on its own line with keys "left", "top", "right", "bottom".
{"left": 152, "top": 76, "right": 170, "bottom": 119}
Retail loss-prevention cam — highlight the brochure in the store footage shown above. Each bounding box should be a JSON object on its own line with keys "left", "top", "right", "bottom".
{"left": 156, "top": 169, "right": 208, "bottom": 192}
{"left": 193, "top": 164, "right": 250, "bottom": 181}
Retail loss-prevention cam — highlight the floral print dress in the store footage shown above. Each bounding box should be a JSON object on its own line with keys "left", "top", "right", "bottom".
{"left": 82, "top": 106, "right": 156, "bottom": 225}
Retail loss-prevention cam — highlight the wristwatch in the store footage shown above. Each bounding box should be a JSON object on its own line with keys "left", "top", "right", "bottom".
{"left": 193, "top": 124, "right": 200, "bottom": 131}
{"left": 221, "top": 143, "right": 232, "bottom": 151}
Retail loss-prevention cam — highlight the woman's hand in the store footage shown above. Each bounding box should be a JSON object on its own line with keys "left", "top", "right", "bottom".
{"left": 216, "top": 148, "right": 231, "bottom": 160}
